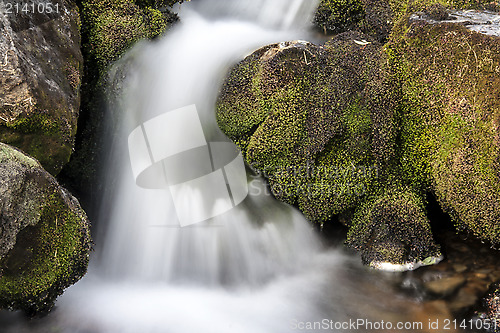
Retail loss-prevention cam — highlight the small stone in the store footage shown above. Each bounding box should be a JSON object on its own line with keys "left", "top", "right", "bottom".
{"left": 425, "top": 276, "right": 466, "bottom": 297}
{"left": 453, "top": 264, "right": 468, "bottom": 273}
{"left": 474, "top": 272, "right": 489, "bottom": 280}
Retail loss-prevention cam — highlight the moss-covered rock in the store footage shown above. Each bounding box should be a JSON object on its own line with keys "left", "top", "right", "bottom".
{"left": 0, "top": 143, "right": 92, "bottom": 316}
{"left": 218, "top": 1, "right": 500, "bottom": 268}
{"left": 217, "top": 32, "right": 399, "bottom": 222}
{"left": 346, "top": 186, "right": 442, "bottom": 269}
{"left": 81, "top": 0, "right": 180, "bottom": 71}
{"left": 0, "top": 0, "right": 83, "bottom": 175}
{"left": 216, "top": 30, "right": 446, "bottom": 268}
{"left": 313, "top": 0, "right": 366, "bottom": 34}
{"left": 387, "top": 13, "right": 500, "bottom": 246}
{"left": 314, "top": 0, "right": 394, "bottom": 42}
{"left": 314, "top": 0, "right": 499, "bottom": 42}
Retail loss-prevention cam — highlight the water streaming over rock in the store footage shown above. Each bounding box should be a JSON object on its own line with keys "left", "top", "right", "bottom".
{"left": 98, "top": 0, "right": 322, "bottom": 287}
{"left": 1, "top": 1, "right": 363, "bottom": 332}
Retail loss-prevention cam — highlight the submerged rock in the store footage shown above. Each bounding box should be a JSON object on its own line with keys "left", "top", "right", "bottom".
{"left": 424, "top": 276, "right": 467, "bottom": 297}
{"left": 0, "top": 0, "right": 83, "bottom": 175}
{"left": 0, "top": 143, "right": 91, "bottom": 316}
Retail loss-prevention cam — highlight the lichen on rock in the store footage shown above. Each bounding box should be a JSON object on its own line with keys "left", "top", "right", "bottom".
{"left": 0, "top": 143, "right": 92, "bottom": 316}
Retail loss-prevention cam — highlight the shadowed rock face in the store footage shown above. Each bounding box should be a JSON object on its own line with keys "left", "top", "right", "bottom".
{"left": 0, "top": 143, "right": 91, "bottom": 316}
{"left": 0, "top": 0, "right": 83, "bottom": 175}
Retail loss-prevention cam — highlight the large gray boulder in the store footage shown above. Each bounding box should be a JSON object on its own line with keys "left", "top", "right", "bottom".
{"left": 0, "top": 142, "right": 91, "bottom": 315}
{"left": 0, "top": 0, "right": 83, "bottom": 175}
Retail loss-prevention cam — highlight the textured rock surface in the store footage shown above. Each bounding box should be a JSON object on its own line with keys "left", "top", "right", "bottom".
{"left": 0, "top": 143, "right": 91, "bottom": 315}
{"left": 480, "top": 282, "right": 500, "bottom": 332}
{"left": 388, "top": 11, "right": 500, "bottom": 246}
{"left": 313, "top": 0, "right": 393, "bottom": 42}
{"left": 0, "top": 0, "right": 83, "bottom": 175}
{"left": 346, "top": 188, "right": 442, "bottom": 269}
{"left": 217, "top": 33, "right": 396, "bottom": 223}
{"left": 216, "top": 32, "right": 442, "bottom": 268}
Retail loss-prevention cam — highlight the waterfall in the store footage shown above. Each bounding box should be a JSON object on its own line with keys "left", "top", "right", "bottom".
{"left": 98, "top": 0, "right": 322, "bottom": 287}
{"left": 3, "top": 1, "right": 362, "bottom": 332}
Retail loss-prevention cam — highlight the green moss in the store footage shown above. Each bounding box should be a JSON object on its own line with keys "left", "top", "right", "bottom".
{"left": 387, "top": 15, "right": 500, "bottom": 244}
{"left": 0, "top": 190, "right": 90, "bottom": 315}
{"left": 81, "top": 0, "right": 177, "bottom": 71}
{"left": 4, "top": 112, "right": 60, "bottom": 136}
{"left": 0, "top": 111, "right": 72, "bottom": 175}
{"left": 314, "top": 0, "right": 366, "bottom": 34}
{"left": 346, "top": 186, "right": 441, "bottom": 265}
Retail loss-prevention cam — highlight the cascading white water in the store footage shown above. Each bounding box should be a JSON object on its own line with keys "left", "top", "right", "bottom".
{"left": 98, "top": 0, "right": 323, "bottom": 287}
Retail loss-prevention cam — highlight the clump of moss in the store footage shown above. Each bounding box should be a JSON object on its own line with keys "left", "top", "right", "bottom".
{"left": 0, "top": 111, "right": 72, "bottom": 175}
{"left": 387, "top": 15, "right": 500, "bottom": 245}
{"left": 217, "top": 32, "right": 398, "bottom": 224}
{"left": 81, "top": 0, "right": 179, "bottom": 71}
{"left": 314, "top": 0, "right": 366, "bottom": 34}
{"left": 346, "top": 186, "right": 441, "bottom": 266}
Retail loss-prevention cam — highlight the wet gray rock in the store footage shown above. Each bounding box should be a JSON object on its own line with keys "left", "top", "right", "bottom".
{"left": 0, "top": 143, "right": 91, "bottom": 315}
{"left": 0, "top": 0, "right": 83, "bottom": 175}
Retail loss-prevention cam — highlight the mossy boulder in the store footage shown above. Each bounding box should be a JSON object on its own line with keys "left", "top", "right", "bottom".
{"left": 0, "top": 143, "right": 92, "bottom": 316}
{"left": 0, "top": 0, "right": 83, "bottom": 175}
{"left": 216, "top": 32, "right": 442, "bottom": 268}
{"left": 217, "top": 32, "right": 398, "bottom": 223}
{"left": 387, "top": 14, "right": 500, "bottom": 245}
{"left": 81, "top": 0, "right": 181, "bottom": 72}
